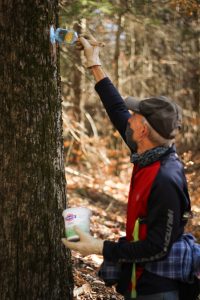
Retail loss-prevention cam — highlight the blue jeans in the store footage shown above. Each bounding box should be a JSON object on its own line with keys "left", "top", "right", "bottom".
{"left": 124, "top": 290, "right": 179, "bottom": 300}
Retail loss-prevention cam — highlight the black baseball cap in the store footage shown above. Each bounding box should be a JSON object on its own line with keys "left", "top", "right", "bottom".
{"left": 125, "top": 96, "right": 182, "bottom": 139}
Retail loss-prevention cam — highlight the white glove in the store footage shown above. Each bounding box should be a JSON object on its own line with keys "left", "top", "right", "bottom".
{"left": 62, "top": 226, "right": 104, "bottom": 256}
{"left": 78, "top": 34, "right": 101, "bottom": 68}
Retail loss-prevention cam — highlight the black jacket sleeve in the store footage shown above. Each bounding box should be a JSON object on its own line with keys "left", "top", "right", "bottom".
{"left": 102, "top": 175, "right": 184, "bottom": 263}
{"left": 95, "top": 77, "right": 131, "bottom": 143}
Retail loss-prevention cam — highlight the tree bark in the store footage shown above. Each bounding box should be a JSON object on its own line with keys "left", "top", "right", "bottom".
{"left": 0, "top": 1, "right": 73, "bottom": 299}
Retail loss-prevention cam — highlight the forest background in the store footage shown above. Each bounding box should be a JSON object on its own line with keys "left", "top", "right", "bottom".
{"left": 59, "top": 1, "right": 200, "bottom": 298}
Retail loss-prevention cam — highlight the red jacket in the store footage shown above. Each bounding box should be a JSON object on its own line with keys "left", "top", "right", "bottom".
{"left": 126, "top": 161, "right": 161, "bottom": 286}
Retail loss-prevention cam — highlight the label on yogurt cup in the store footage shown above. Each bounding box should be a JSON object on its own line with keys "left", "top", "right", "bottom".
{"left": 65, "top": 213, "right": 76, "bottom": 222}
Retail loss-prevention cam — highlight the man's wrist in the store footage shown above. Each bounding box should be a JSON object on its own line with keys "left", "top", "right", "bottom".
{"left": 90, "top": 66, "right": 106, "bottom": 82}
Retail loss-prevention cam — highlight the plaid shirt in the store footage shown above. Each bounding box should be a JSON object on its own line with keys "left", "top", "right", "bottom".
{"left": 98, "top": 261, "right": 121, "bottom": 286}
{"left": 145, "top": 233, "right": 200, "bottom": 282}
{"left": 98, "top": 234, "right": 200, "bottom": 286}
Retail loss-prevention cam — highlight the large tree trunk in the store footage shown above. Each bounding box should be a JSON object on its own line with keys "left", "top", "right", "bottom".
{"left": 0, "top": 1, "right": 73, "bottom": 299}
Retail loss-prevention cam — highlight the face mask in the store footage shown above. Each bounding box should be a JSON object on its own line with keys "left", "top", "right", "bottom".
{"left": 125, "top": 123, "right": 138, "bottom": 153}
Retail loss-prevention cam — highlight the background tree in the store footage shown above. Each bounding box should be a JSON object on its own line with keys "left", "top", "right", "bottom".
{"left": 0, "top": 1, "right": 73, "bottom": 299}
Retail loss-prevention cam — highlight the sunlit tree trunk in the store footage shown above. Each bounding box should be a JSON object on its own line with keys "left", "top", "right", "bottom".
{"left": 0, "top": 1, "right": 73, "bottom": 299}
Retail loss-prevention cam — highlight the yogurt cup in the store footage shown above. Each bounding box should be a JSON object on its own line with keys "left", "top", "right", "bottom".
{"left": 62, "top": 207, "right": 92, "bottom": 241}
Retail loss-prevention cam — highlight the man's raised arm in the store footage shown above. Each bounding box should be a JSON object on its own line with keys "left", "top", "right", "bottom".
{"left": 78, "top": 36, "right": 131, "bottom": 144}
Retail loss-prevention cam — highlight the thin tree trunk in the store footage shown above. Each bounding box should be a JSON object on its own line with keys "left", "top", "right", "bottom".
{"left": 113, "top": 12, "right": 123, "bottom": 88}
{"left": 192, "top": 35, "right": 200, "bottom": 114}
{"left": 72, "top": 21, "right": 82, "bottom": 121}
{"left": 0, "top": 1, "right": 73, "bottom": 299}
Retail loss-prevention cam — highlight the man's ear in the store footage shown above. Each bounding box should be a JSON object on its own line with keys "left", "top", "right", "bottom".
{"left": 141, "top": 123, "right": 149, "bottom": 138}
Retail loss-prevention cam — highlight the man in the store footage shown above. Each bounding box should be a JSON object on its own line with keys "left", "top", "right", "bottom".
{"left": 62, "top": 35, "right": 191, "bottom": 300}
